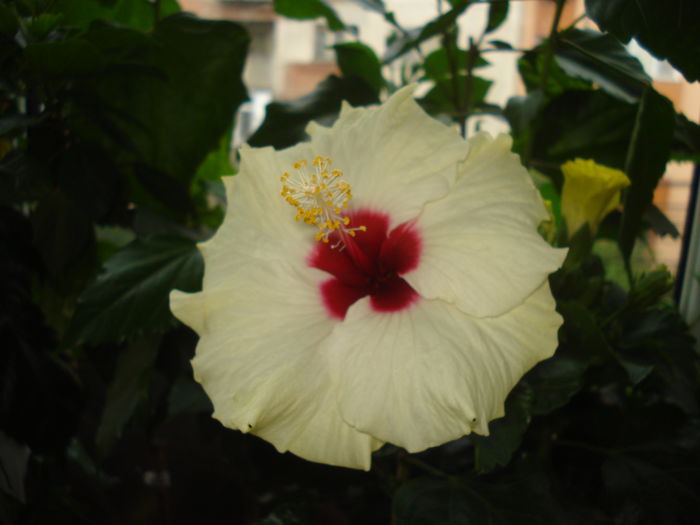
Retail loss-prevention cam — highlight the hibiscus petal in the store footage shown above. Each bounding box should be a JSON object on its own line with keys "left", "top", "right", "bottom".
{"left": 325, "top": 281, "right": 561, "bottom": 453}
{"left": 406, "top": 133, "right": 567, "bottom": 318}
{"left": 306, "top": 86, "right": 467, "bottom": 227}
{"left": 198, "top": 144, "right": 317, "bottom": 290}
{"left": 170, "top": 260, "right": 381, "bottom": 470}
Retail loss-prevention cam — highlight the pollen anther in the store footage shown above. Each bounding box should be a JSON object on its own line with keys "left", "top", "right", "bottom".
{"left": 280, "top": 156, "right": 366, "bottom": 248}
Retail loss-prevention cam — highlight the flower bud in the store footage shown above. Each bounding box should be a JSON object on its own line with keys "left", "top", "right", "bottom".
{"left": 560, "top": 158, "right": 631, "bottom": 237}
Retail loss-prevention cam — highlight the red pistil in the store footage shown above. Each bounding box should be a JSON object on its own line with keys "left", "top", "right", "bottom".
{"left": 309, "top": 209, "right": 421, "bottom": 319}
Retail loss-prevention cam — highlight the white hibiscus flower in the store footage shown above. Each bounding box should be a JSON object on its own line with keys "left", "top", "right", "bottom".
{"left": 170, "top": 86, "right": 567, "bottom": 470}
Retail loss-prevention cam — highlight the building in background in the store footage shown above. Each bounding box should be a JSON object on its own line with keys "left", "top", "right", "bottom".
{"left": 179, "top": 0, "right": 699, "bottom": 272}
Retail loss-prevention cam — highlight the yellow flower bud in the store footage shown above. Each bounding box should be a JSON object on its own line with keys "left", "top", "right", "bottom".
{"left": 560, "top": 158, "right": 631, "bottom": 237}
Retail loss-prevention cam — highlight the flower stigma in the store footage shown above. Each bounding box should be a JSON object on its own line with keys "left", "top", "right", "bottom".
{"left": 280, "top": 156, "right": 366, "bottom": 249}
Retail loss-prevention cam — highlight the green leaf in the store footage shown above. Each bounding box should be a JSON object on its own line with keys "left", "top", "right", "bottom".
{"left": 81, "top": 14, "right": 249, "bottom": 212}
{"left": 248, "top": 75, "right": 378, "bottom": 149}
{"left": 383, "top": 1, "right": 473, "bottom": 62}
{"left": 193, "top": 130, "right": 234, "bottom": 183}
{"left": 643, "top": 204, "right": 680, "bottom": 238}
{"left": 31, "top": 188, "right": 94, "bottom": 275}
{"left": 504, "top": 89, "right": 545, "bottom": 157}
{"left": 354, "top": 0, "right": 385, "bottom": 13}
{"left": 519, "top": 48, "right": 592, "bottom": 97}
{"left": 274, "top": 0, "right": 344, "bottom": 31}
{"left": 422, "top": 47, "right": 488, "bottom": 81}
{"left": 393, "top": 476, "right": 564, "bottom": 525}
{"left": 96, "top": 336, "right": 160, "bottom": 456}
{"left": 485, "top": 1, "right": 508, "bottom": 34}
{"left": 57, "top": 0, "right": 181, "bottom": 31}
{"left": 333, "top": 42, "right": 383, "bottom": 94}
{"left": 672, "top": 112, "right": 700, "bottom": 162}
{"left": 67, "top": 236, "right": 203, "bottom": 345}
{"left": 420, "top": 75, "right": 492, "bottom": 116}
{"left": 23, "top": 39, "right": 105, "bottom": 77}
{"left": 0, "top": 430, "right": 30, "bottom": 503}
{"left": 167, "top": 376, "right": 212, "bottom": 417}
{"left": 529, "top": 90, "right": 636, "bottom": 178}
{"left": 526, "top": 302, "right": 600, "bottom": 415}
{"left": 472, "top": 383, "right": 533, "bottom": 473}
{"left": 489, "top": 39, "right": 513, "bottom": 50}
{"left": 563, "top": 224, "right": 594, "bottom": 269}
{"left": 585, "top": 0, "right": 700, "bottom": 82}
{"left": 0, "top": 4, "right": 19, "bottom": 38}
{"left": 618, "top": 88, "right": 675, "bottom": 263}
{"left": 602, "top": 451, "right": 700, "bottom": 521}
{"left": 555, "top": 28, "right": 650, "bottom": 103}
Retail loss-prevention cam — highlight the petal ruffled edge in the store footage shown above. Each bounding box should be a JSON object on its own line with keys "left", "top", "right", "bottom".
{"left": 173, "top": 259, "right": 382, "bottom": 470}
{"left": 305, "top": 85, "right": 468, "bottom": 228}
{"left": 405, "top": 132, "right": 567, "bottom": 318}
{"left": 324, "top": 281, "right": 561, "bottom": 453}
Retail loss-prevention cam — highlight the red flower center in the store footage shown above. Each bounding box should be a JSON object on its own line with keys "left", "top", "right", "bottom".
{"left": 308, "top": 209, "right": 421, "bottom": 320}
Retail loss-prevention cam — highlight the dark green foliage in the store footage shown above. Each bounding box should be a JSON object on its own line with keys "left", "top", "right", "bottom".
{"left": 274, "top": 0, "right": 344, "bottom": 31}
{"left": 334, "top": 42, "right": 384, "bottom": 94}
{"left": 586, "top": 0, "right": 700, "bottom": 82}
{"left": 248, "top": 75, "right": 379, "bottom": 149}
{"left": 619, "top": 88, "right": 676, "bottom": 263}
{"left": 383, "top": 0, "right": 473, "bottom": 62}
{"left": 67, "top": 236, "right": 203, "bottom": 345}
{"left": 485, "top": 1, "right": 508, "bottom": 34}
{"left": 555, "top": 28, "right": 650, "bottom": 103}
{"left": 393, "top": 473, "right": 567, "bottom": 525}
{"left": 95, "top": 335, "right": 161, "bottom": 456}
{"left": 471, "top": 383, "right": 533, "bottom": 473}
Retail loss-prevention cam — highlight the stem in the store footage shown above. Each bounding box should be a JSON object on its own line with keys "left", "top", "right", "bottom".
{"left": 442, "top": 29, "right": 464, "bottom": 134}
{"left": 153, "top": 0, "right": 162, "bottom": 24}
{"left": 403, "top": 456, "right": 453, "bottom": 480}
{"left": 539, "top": 0, "right": 566, "bottom": 92}
{"left": 461, "top": 38, "right": 480, "bottom": 139}
{"left": 390, "top": 450, "right": 409, "bottom": 525}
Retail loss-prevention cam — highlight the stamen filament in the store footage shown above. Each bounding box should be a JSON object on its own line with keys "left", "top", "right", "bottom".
{"left": 280, "top": 156, "right": 366, "bottom": 250}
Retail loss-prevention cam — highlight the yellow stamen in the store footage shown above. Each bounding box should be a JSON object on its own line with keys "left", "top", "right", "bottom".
{"left": 279, "top": 156, "right": 366, "bottom": 248}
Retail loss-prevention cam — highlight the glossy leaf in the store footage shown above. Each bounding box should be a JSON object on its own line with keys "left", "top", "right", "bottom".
{"left": 526, "top": 301, "right": 600, "bottom": 416}
{"left": 519, "top": 48, "right": 592, "bottom": 97}
{"left": 383, "top": 1, "right": 473, "bottom": 62}
{"left": 618, "top": 88, "right": 675, "bottom": 263}
{"left": 0, "top": 4, "right": 19, "bottom": 38}
{"left": 96, "top": 336, "right": 161, "bottom": 456}
{"left": 528, "top": 90, "right": 636, "bottom": 178}
{"left": 393, "top": 476, "right": 564, "bottom": 525}
{"left": 0, "top": 431, "right": 30, "bottom": 503}
{"left": 644, "top": 205, "right": 680, "bottom": 239}
{"left": 67, "top": 236, "right": 203, "bottom": 345}
{"left": 23, "top": 38, "right": 105, "bottom": 78}
{"left": 56, "top": 0, "right": 181, "bottom": 31}
{"left": 485, "top": 1, "right": 508, "bottom": 34}
{"left": 672, "top": 113, "right": 700, "bottom": 162}
{"left": 602, "top": 450, "right": 700, "bottom": 522}
{"left": 334, "top": 42, "right": 383, "bottom": 94}
{"left": 472, "top": 383, "right": 533, "bottom": 473}
{"left": 420, "top": 75, "right": 492, "bottom": 116}
{"left": 248, "top": 75, "right": 378, "bottom": 149}
{"left": 80, "top": 14, "right": 249, "bottom": 210}
{"left": 422, "top": 47, "right": 488, "bottom": 81}
{"left": 585, "top": 0, "right": 700, "bottom": 82}
{"left": 555, "top": 28, "right": 650, "bottom": 103}
{"left": 274, "top": 0, "right": 344, "bottom": 31}
{"left": 31, "top": 188, "right": 94, "bottom": 275}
